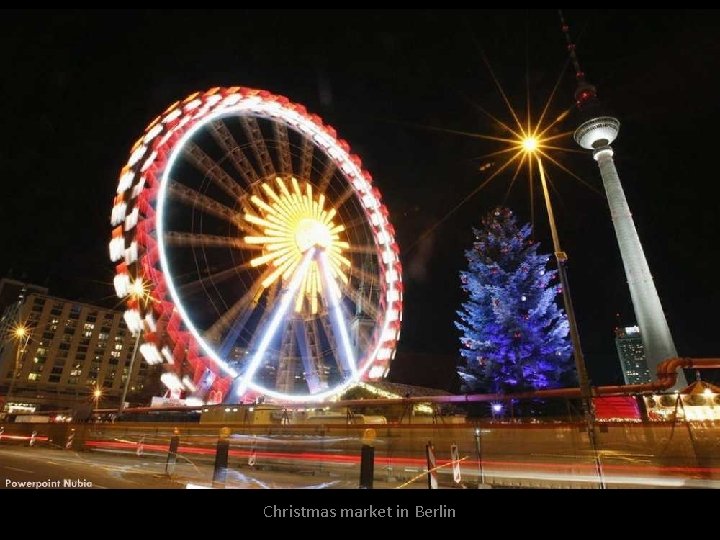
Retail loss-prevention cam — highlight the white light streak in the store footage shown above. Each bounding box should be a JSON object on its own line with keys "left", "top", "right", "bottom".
{"left": 235, "top": 248, "right": 315, "bottom": 397}
{"left": 319, "top": 251, "right": 357, "bottom": 377}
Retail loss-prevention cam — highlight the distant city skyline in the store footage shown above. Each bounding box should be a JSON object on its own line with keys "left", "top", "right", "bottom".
{"left": 0, "top": 11, "right": 718, "bottom": 387}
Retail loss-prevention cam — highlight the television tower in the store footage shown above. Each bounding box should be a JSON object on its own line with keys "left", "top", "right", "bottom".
{"left": 560, "top": 11, "right": 685, "bottom": 387}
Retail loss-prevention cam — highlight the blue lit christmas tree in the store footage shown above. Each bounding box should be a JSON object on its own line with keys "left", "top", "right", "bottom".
{"left": 456, "top": 207, "right": 573, "bottom": 394}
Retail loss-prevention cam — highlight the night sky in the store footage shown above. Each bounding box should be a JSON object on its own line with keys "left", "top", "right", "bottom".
{"left": 1, "top": 10, "right": 718, "bottom": 388}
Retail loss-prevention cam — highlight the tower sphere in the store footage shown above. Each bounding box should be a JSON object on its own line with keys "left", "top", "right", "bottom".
{"left": 573, "top": 116, "right": 620, "bottom": 149}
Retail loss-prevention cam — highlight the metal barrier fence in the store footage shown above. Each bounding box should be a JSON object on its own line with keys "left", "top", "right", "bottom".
{"left": 1, "top": 418, "right": 717, "bottom": 488}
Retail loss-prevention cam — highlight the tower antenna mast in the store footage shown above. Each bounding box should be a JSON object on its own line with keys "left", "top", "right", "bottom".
{"left": 561, "top": 10, "right": 684, "bottom": 388}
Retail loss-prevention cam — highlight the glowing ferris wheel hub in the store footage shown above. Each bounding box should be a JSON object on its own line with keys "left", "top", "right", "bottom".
{"left": 296, "top": 219, "right": 332, "bottom": 252}
{"left": 109, "top": 87, "right": 403, "bottom": 403}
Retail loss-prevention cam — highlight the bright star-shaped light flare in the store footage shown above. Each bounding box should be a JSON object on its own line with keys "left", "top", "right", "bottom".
{"left": 521, "top": 136, "right": 538, "bottom": 153}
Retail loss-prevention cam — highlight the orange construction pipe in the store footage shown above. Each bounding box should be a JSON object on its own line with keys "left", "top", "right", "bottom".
{"left": 120, "top": 357, "right": 720, "bottom": 414}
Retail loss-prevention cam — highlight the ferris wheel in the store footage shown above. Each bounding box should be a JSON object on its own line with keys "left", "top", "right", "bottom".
{"left": 110, "top": 87, "right": 402, "bottom": 403}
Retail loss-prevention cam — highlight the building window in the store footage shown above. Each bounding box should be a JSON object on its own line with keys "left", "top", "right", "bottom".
{"left": 28, "top": 373, "right": 39, "bottom": 381}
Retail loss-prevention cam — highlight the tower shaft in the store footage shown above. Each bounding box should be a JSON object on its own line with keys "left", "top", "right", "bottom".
{"left": 593, "top": 146, "right": 685, "bottom": 387}
{"left": 563, "top": 9, "right": 683, "bottom": 388}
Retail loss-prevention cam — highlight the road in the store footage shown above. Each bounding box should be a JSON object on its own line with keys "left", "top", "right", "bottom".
{"left": 3, "top": 419, "right": 720, "bottom": 489}
{"left": 0, "top": 446, "right": 407, "bottom": 489}
{"left": 0, "top": 446, "right": 182, "bottom": 489}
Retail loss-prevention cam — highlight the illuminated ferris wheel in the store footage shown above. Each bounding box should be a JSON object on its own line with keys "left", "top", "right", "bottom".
{"left": 110, "top": 87, "right": 402, "bottom": 403}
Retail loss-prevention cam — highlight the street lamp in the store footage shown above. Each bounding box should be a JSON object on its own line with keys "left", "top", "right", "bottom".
{"left": 534, "top": 155, "right": 605, "bottom": 489}
{"left": 474, "top": 427, "right": 487, "bottom": 488}
{"left": 535, "top": 158, "right": 593, "bottom": 408}
{"left": 118, "top": 277, "right": 147, "bottom": 415}
{"left": 5, "top": 324, "right": 31, "bottom": 413}
{"left": 118, "top": 331, "right": 141, "bottom": 414}
{"left": 93, "top": 387, "right": 102, "bottom": 409}
{"left": 516, "top": 139, "right": 594, "bottom": 410}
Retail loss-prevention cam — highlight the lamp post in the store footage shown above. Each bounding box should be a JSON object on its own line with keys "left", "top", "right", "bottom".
{"left": 118, "top": 331, "right": 141, "bottom": 414}
{"left": 535, "top": 155, "right": 605, "bottom": 489}
{"left": 536, "top": 158, "right": 592, "bottom": 409}
{"left": 5, "top": 325, "right": 31, "bottom": 413}
{"left": 117, "top": 277, "right": 146, "bottom": 415}
{"left": 474, "top": 427, "right": 487, "bottom": 488}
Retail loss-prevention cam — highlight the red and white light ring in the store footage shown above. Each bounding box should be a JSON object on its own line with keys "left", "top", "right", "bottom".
{"left": 110, "top": 87, "right": 402, "bottom": 402}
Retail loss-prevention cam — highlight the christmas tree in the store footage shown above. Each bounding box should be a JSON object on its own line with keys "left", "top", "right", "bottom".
{"left": 456, "top": 207, "right": 573, "bottom": 394}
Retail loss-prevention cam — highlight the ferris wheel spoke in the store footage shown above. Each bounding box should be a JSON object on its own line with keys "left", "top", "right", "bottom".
{"left": 167, "top": 181, "right": 251, "bottom": 232}
{"left": 347, "top": 265, "right": 380, "bottom": 290}
{"left": 344, "top": 244, "right": 378, "bottom": 255}
{"left": 241, "top": 117, "right": 275, "bottom": 178}
{"left": 334, "top": 185, "right": 356, "bottom": 208}
{"left": 178, "top": 263, "right": 253, "bottom": 297}
{"left": 299, "top": 136, "right": 314, "bottom": 182}
{"left": 205, "top": 266, "right": 275, "bottom": 343}
{"left": 340, "top": 281, "right": 378, "bottom": 321}
{"left": 341, "top": 214, "right": 375, "bottom": 232}
{"left": 183, "top": 141, "right": 248, "bottom": 202}
{"left": 316, "top": 159, "right": 336, "bottom": 193}
{"left": 163, "top": 231, "right": 259, "bottom": 250}
{"left": 209, "top": 119, "right": 261, "bottom": 190}
{"left": 273, "top": 122, "right": 293, "bottom": 175}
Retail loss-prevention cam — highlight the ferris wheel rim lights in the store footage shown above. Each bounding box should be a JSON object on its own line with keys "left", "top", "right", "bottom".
{"left": 112, "top": 87, "right": 402, "bottom": 402}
